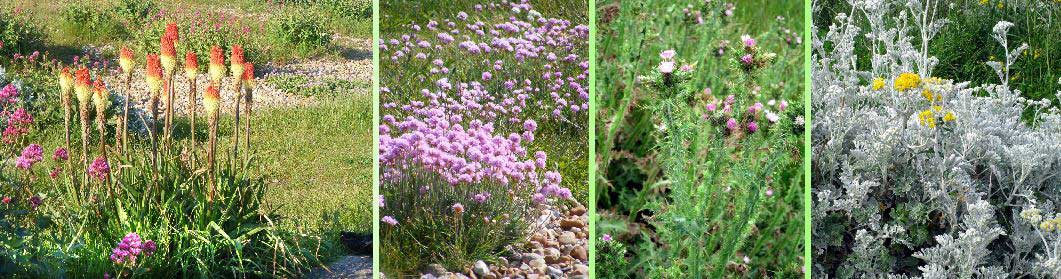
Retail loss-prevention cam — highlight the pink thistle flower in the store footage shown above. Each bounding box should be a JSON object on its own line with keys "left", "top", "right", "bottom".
{"left": 659, "top": 49, "right": 676, "bottom": 60}
{"left": 726, "top": 118, "right": 739, "bottom": 130}
{"left": 382, "top": 216, "right": 398, "bottom": 226}
{"left": 747, "top": 121, "right": 759, "bottom": 133}
{"left": 658, "top": 61, "right": 675, "bottom": 73}
{"left": 741, "top": 35, "right": 756, "bottom": 48}
{"left": 740, "top": 54, "right": 754, "bottom": 65}
{"left": 602, "top": 234, "right": 613, "bottom": 241}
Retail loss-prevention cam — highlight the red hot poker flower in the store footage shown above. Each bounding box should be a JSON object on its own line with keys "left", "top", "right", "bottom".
{"left": 230, "top": 45, "right": 245, "bottom": 65}
{"left": 184, "top": 51, "right": 199, "bottom": 79}
{"left": 145, "top": 54, "right": 163, "bottom": 95}
{"left": 241, "top": 63, "right": 254, "bottom": 81}
{"left": 164, "top": 22, "right": 180, "bottom": 45}
{"left": 119, "top": 47, "right": 135, "bottom": 75}
{"left": 209, "top": 46, "right": 226, "bottom": 84}
{"left": 209, "top": 46, "right": 225, "bottom": 66}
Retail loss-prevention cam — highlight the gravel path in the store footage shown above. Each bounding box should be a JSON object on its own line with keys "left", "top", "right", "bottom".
{"left": 307, "top": 255, "right": 373, "bottom": 279}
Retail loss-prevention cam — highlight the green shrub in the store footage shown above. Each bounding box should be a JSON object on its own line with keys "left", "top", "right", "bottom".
{"left": 109, "top": 0, "right": 158, "bottom": 25}
{"left": 58, "top": 3, "right": 128, "bottom": 43}
{"left": 266, "top": 11, "right": 332, "bottom": 56}
{"left": 0, "top": 10, "right": 44, "bottom": 59}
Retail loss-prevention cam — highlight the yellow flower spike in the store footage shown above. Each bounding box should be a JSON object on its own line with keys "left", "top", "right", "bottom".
{"left": 932, "top": 105, "right": 943, "bottom": 112}
{"left": 872, "top": 78, "right": 885, "bottom": 91}
{"left": 894, "top": 72, "right": 920, "bottom": 91}
{"left": 59, "top": 68, "right": 74, "bottom": 100}
{"left": 943, "top": 111, "right": 956, "bottom": 122}
{"left": 92, "top": 79, "right": 110, "bottom": 114}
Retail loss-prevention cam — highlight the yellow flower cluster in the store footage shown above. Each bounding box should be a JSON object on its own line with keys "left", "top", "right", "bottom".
{"left": 1021, "top": 207, "right": 1043, "bottom": 224}
{"left": 919, "top": 106, "right": 956, "bottom": 128}
{"left": 921, "top": 89, "right": 942, "bottom": 103}
{"left": 1041, "top": 218, "right": 1061, "bottom": 232}
{"left": 894, "top": 72, "right": 920, "bottom": 91}
{"left": 919, "top": 109, "right": 936, "bottom": 128}
{"left": 872, "top": 78, "right": 885, "bottom": 91}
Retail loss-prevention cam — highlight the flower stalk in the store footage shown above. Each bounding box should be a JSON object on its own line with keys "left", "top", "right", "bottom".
{"left": 58, "top": 67, "right": 76, "bottom": 185}
{"left": 241, "top": 62, "right": 254, "bottom": 156}
{"left": 203, "top": 84, "right": 221, "bottom": 202}
{"left": 185, "top": 51, "right": 199, "bottom": 167}
{"left": 119, "top": 47, "right": 134, "bottom": 156}
{"left": 74, "top": 67, "right": 92, "bottom": 186}
{"left": 145, "top": 54, "right": 163, "bottom": 180}
{"left": 229, "top": 45, "right": 245, "bottom": 168}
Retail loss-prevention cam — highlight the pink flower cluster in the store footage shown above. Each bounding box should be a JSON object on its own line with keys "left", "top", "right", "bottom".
{"left": 2, "top": 107, "right": 33, "bottom": 144}
{"left": 15, "top": 143, "right": 43, "bottom": 170}
{"left": 88, "top": 156, "right": 110, "bottom": 181}
{"left": 110, "top": 232, "right": 157, "bottom": 265}
{"left": 0, "top": 84, "right": 18, "bottom": 103}
{"left": 379, "top": 1, "right": 581, "bottom": 211}
{"left": 379, "top": 108, "right": 569, "bottom": 200}
{"left": 380, "top": 0, "right": 589, "bottom": 123}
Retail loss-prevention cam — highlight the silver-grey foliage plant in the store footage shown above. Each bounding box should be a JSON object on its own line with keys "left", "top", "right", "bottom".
{"left": 811, "top": 0, "right": 1061, "bottom": 277}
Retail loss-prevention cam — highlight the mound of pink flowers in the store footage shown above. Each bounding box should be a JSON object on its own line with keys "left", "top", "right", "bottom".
{"left": 380, "top": 0, "right": 584, "bottom": 206}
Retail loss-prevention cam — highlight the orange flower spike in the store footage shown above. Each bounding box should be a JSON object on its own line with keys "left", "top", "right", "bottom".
{"left": 203, "top": 83, "right": 221, "bottom": 114}
{"left": 161, "top": 79, "right": 172, "bottom": 104}
{"left": 92, "top": 78, "right": 110, "bottom": 111}
{"left": 229, "top": 45, "right": 245, "bottom": 82}
{"left": 241, "top": 62, "right": 255, "bottom": 87}
{"left": 59, "top": 67, "right": 74, "bottom": 99}
{"left": 145, "top": 54, "right": 163, "bottom": 96}
{"left": 208, "top": 46, "right": 227, "bottom": 85}
{"left": 160, "top": 36, "right": 177, "bottom": 76}
{"left": 164, "top": 22, "right": 180, "bottom": 45}
{"left": 74, "top": 67, "right": 92, "bottom": 104}
{"left": 119, "top": 47, "right": 135, "bottom": 75}
{"left": 184, "top": 51, "right": 199, "bottom": 80}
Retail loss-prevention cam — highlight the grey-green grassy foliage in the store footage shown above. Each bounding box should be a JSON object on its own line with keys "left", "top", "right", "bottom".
{"left": 812, "top": 0, "right": 1061, "bottom": 277}
{"left": 595, "top": 0, "right": 805, "bottom": 277}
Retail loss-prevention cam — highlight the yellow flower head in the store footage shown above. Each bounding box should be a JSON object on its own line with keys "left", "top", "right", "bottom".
{"left": 943, "top": 111, "right": 956, "bottom": 122}
{"left": 872, "top": 78, "right": 885, "bottom": 91}
{"left": 894, "top": 72, "right": 920, "bottom": 91}
{"left": 921, "top": 89, "right": 934, "bottom": 102}
{"left": 919, "top": 109, "right": 936, "bottom": 128}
